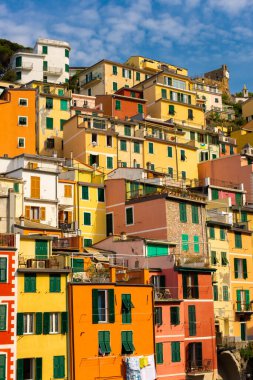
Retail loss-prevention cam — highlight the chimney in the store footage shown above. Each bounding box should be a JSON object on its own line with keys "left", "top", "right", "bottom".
{"left": 19, "top": 215, "right": 25, "bottom": 227}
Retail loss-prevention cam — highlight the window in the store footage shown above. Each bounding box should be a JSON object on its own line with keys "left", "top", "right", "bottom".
{"left": 0, "top": 355, "right": 6, "bottom": 380}
{"left": 65, "top": 49, "right": 69, "bottom": 58}
{"left": 65, "top": 64, "right": 69, "bottom": 72}
{"left": 50, "top": 274, "right": 61, "bottom": 293}
{"left": 182, "top": 171, "right": 186, "bottom": 180}
{"left": 16, "top": 56, "right": 22, "bottom": 67}
{"left": 213, "top": 284, "right": 218, "bottom": 301}
{"left": 168, "top": 146, "right": 173, "bottom": 157}
{"left": 188, "top": 343, "right": 202, "bottom": 369}
{"left": 115, "top": 100, "right": 121, "bottom": 110}
{"left": 60, "top": 99, "right": 68, "bottom": 111}
{"left": 92, "top": 289, "right": 115, "bottom": 323}
{"left": 24, "top": 273, "right": 36, "bottom": 293}
{"left": 134, "top": 142, "right": 140, "bottom": 153}
{"left": 17, "top": 358, "right": 41, "bottom": 380}
{"left": 88, "top": 88, "right": 92, "bottom": 96}
{"left": 209, "top": 226, "right": 215, "bottom": 239}
{"left": 99, "top": 331, "right": 111, "bottom": 355}
{"left": 234, "top": 258, "right": 247, "bottom": 279}
{"left": 236, "top": 289, "right": 250, "bottom": 311}
{"left": 120, "top": 140, "right": 127, "bottom": 151}
{"left": 14, "top": 183, "right": 19, "bottom": 193}
{"left": 155, "top": 307, "right": 163, "bottom": 325}
{"left": 190, "top": 131, "right": 195, "bottom": 140}
{"left": 136, "top": 72, "right": 140, "bottom": 81}
{"left": 168, "top": 167, "right": 173, "bottom": 178}
{"left": 0, "top": 257, "right": 7, "bottom": 283}
{"left": 156, "top": 343, "right": 163, "bottom": 364}
{"left": 46, "top": 97, "right": 53, "bottom": 109}
{"left": 211, "top": 251, "right": 218, "bottom": 265}
{"left": 18, "top": 116, "right": 27, "bottom": 126}
{"left": 188, "top": 305, "right": 196, "bottom": 336}
{"left": 53, "top": 356, "right": 65, "bottom": 379}
{"left": 84, "top": 239, "right": 92, "bottom": 247}
{"left": 161, "top": 89, "right": 167, "bottom": 99}
{"left": 216, "top": 225, "right": 224, "bottom": 240}
{"left": 211, "top": 189, "right": 219, "bottom": 200}
{"left": 215, "top": 97, "right": 219, "bottom": 103}
{"left": 124, "top": 126, "right": 131, "bottom": 136}
{"left": 170, "top": 307, "right": 180, "bottom": 325}
{"left": 106, "top": 213, "right": 113, "bottom": 236}
{"left": 43, "top": 61, "right": 48, "bottom": 71}
{"left": 122, "top": 294, "right": 134, "bottom": 324}
{"left": 122, "top": 331, "right": 135, "bottom": 354}
{"left": 81, "top": 186, "right": 89, "bottom": 200}
{"left": 171, "top": 342, "right": 181, "bottom": 362}
{"left": 241, "top": 211, "right": 248, "bottom": 222}
{"left": 148, "top": 142, "right": 154, "bottom": 154}
{"left": 235, "top": 232, "right": 242, "bottom": 248}
{"left": 46, "top": 117, "right": 53, "bottom": 129}
{"left": 113, "top": 82, "right": 118, "bottom": 91}
{"left": 19, "top": 98, "right": 28, "bottom": 106}
{"left": 169, "top": 105, "right": 175, "bottom": 115}
{"left": 49, "top": 313, "right": 60, "bottom": 333}
{"left": 46, "top": 138, "right": 54, "bottom": 149}
{"left": 43, "top": 75, "right": 47, "bottom": 82}
{"left": 180, "top": 150, "right": 185, "bottom": 161}
{"left": 64, "top": 185, "right": 72, "bottom": 198}
{"left": 182, "top": 234, "right": 189, "bottom": 251}
{"left": 42, "top": 45, "right": 48, "bottom": 54}
{"left": 31, "top": 176, "right": 40, "bottom": 198}
{"left": 138, "top": 104, "right": 143, "bottom": 114}
{"left": 183, "top": 274, "right": 199, "bottom": 299}
{"left": 194, "top": 236, "right": 199, "bottom": 253}
{"left": 188, "top": 109, "right": 193, "bottom": 120}
{"left": 147, "top": 244, "right": 168, "bottom": 257}
{"left": 107, "top": 136, "right": 112, "bottom": 147}
{"left": 223, "top": 286, "right": 229, "bottom": 301}
{"left": 236, "top": 193, "right": 242, "bottom": 207}
{"left": 107, "top": 156, "right": 113, "bottom": 169}
{"left": 191, "top": 205, "right": 199, "bottom": 224}
{"left": 0, "top": 304, "right": 7, "bottom": 331}
{"left": 16, "top": 71, "right": 22, "bottom": 80}
{"left": 126, "top": 207, "right": 133, "bottom": 225}
{"left": 112, "top": 65, "right": 117, "bottom": 75}
{"left": 164, "top": 76, "right": 172, "bottom": 86}
{"left": 200, "top": 151, "right": 209, "bottom": 161}
{"left": 221, "top": 144, "right": 226, "bottom": 154}
{"left": 23, "top": 313, "right": 34, "bottom": 334}
{"left": 71, "top": 258, "right": 84, "bottom": 273}
{"left": 221, "top": 252, "right": 228, "bottom": 266}
{"left": 230, "top": 146, "right": 234, "bottom": 155}
{"left": 122, "top": 68, "right": 131, "bottom": 78}
{"left": 179, "top": 203, "right": 187, "bottom": 222}
{"left": 84, "top": 212, "right": 91, "bottom": 225}
{"left": 98, "top": 188, "right": 105, "bottom": 202}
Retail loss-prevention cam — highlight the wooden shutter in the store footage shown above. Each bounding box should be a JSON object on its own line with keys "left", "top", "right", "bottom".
{"left": 17, "top": 313, "right": 24, "bottom": 335}
{"left": 188, "top": 305, "right": 196, "bottom": 336}
{"left": 64, "top": 185, "right": 72, "bottom": 197}
{"left": 67, "top": 211, "right": 72, "bottom": 223}
{"left": 50, "top": 274, "right": 61, "bottom": 292}
{"left": 170, "top": 307, "right": 179, "bottom": 325}
{"left": 236, "top": 289, "right": 241, "bottom": 311}
{"left": 183, "top": 274, "right": 188, "bottom": 299}
{"left": 17, "top": 359, "right": 24, "bottom": 380}
{"left": 245, "top": 290, "right": 250, "bottom": 309}
{"left": 40, "top": 207, "right": 46, "bottom": 221}
{"left": 213, "top": 285, "right": 218, "bottom": 301}
{"left": 192, "top": 205, "right": 199, "bottom": 223}
{"left": 179, "top": 203, "right": 187, "bottom": 222}
{"left": 43, "top": 312, "right": 50, "bottom": 334}
{"left": 61, "top": 312, "right": 68, "bottom": 334}
{"left": 234, "top": 258, "right": 239, "bottom": 278}
{"left": 108, "top": 289, "right": 115, "bottom": 323}
{"left": 92, "top": 289, "right": 99, "bottom": 324}
{"left": 24, "top": 273, "right": 36, "bottom": 292}
{"left": 25, "top": 206, "right": 31, "bottom": 219}
{"left": 156, "top": 342, "right": 163, "bottom": 364}
{"left": 194, "top": 236, "right": 199, "bottom": 253}
{"left": 0, "top": 355, "right": 6, "bottom": 380}
{"left": 0, "top": 258, "right": 7, "bottom": 282}
{"left": 196, "top": 343, "right": 202, "bottom": 366}
{"left": 54, "top": 356, "right": 65, "bottom": 379}
{"left": 0, "top": 305, "right": 6, "bottom": 330}
{"left": 31, "top": 176, "right": 40, "bottom": 198}
{"left": 36, "top": 312, "right": 43, "bottom": 334}
{"left": 35, "top": 358, "right": 42, "bottom": 380}
{"left": 243, "top": 259, "right": 248, "bottom": 279}
{"left": 59, "top": 211, "right": 64, "bottom": 223}
{"left": 193, "top": 274, "right": 199, "bottom": 298}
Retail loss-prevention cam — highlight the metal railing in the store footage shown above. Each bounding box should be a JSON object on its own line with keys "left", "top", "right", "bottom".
{"left": 235, "top": 302, "right": 253, "bottom": 312}
{"left": 174, "top": 254, "right": 210, "bottom": 268}
{"left": 58, "top": 222, "right": 76, "bottom": 231}
{"left": 18, "top": 255, "right": 67, "bottom": 270}
{"left": 187, "top": 359, "right": 213, "bottom": 373}
{"left": 0, "top": 234, "right": 15, "bottom": 247}
{"left": 45, "top": 66, "right": 63, "bottom": 75}
{"left": 52, "top": 237, "right": 80, "bottom": 250}
{"left": 153, "top": 286, "right": 178, "bottom": 301}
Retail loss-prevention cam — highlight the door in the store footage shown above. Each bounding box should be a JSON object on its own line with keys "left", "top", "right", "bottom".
{"left": 241, "top": 322, "right": 246, "bottom": 341}
{"left": 106, "top": 213, "right": 113, "bottom": 236}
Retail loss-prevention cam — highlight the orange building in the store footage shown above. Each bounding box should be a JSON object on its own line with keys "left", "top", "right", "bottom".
{"left": 0, "top": 88, "right": 36, "bottom": 156}
{"left": 68, "top": 270, "right": 156, "bottom": 380}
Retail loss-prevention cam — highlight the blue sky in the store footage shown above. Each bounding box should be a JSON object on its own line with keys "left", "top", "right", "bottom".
{"left": 1, "top": 0, "right": 253, "bottom": 93}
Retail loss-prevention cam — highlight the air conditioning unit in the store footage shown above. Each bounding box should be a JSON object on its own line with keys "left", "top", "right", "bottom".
{"left": 36, "top": 260, "right": 46, "bottom": 269}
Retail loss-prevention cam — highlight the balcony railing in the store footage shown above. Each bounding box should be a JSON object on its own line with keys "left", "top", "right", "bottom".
{"left": 19, "top": 62, "right": 33, "bottom": 70}
{"left": 187, "top": 359, "right": 213, "bottom": 374}
{"left": 18, "top": 255, "right": 67, "bottom": 270}
{"left": 206, "top": 211, "right": 233, "bottom": 225}
{"left": 44, "top": 66, "right": 63, "bottom": 75}
{"left": 219, "top": 135, "right": 236, "bottom": 145}
{"left": 233, "top": 221, "right": 249, "bottom": 231}
{"left": 52, "top": 236, "right": 81, "bottom": 250}
{"left": 174, "top": 254, "right": 210, "bottom": 269}
{"left": 80, "top": 74, "right": 102, "bottom": 87}
{"left": 58, "top": 222, "right": 76, "bottom": 231}
{"left": 235, "top": 302, "right": 253, "bottom": 313}
{"left": 153, "top": 286, "right": 178, "bottom": 301}
{"left": 0, "top": 234, "right": 15, "bottom": 247}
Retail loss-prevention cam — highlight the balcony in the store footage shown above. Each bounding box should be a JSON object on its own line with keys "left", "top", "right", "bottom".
{"left": 18, "top": 255, "right": 69, "bottom": 271}
{"left": 0, "top": 234, "right": 15, "bottom": 247}
{"left": 206, "top": 210, "right": 233, "bottom": 225}
{"left": 153, "top": 286, "right": 178, "bottom": 301}
{"left": 58, "top": 222, "right": 76, "bottom": 232}
{"left": 235, "top": 302, "right": 253, "bottom": 314}
{"left": 142, "top": 60, "right": 158, "bottom": 71}
{"left": 233, "top": 221, "right": 249, "bottom": 231}
{"left": 17, "top": 62, "right": 33, "bottom": 71}
{"left": 219, "top": 135, "right": 236, "bottom": 145}
{"left": 52, "top": 236, "right": 81, "bottom": 251}
{"left": 44, "top": 66, "right": 63, "bottom": 76}
{"left": 80, "top": 74, "right": 102, "bottom": 87}
{"left": 174, "top": 254, "right": 210, "bottom": 269}
{"left": 186, "top": 359, "right": 213, "bottom": 376}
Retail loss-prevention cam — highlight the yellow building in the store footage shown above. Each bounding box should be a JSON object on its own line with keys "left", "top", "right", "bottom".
{"left": 27, "top": 81, "right": 71, "bottom": 157}
{"left": 16, "top": 235, "right": 70, "bottom": 379}
{"left": 63, "top": 114, "right": 118, "bottom": 173}
{"left": 125, "top": 55, "right": 188, "bottom": 76}
{"left": 78, "top": 59, "right": 154, "bottom": 96}
{"left": 60, "top": 160, "right": 106, "bottom": 245}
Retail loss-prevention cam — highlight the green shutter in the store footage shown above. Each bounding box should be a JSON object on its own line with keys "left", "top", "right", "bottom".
{"left": 65, "top": 64, "right": 69, "bottom": 72}
{"left": 213, "top": 284, "right": 218, "bottom": 301}
{"left": 180, "top": 150, "right": 185, "bottom": 160}
{"left": 169, "top": 104, "right": 175, "bottom": 115}
{"left": 220, "top": 227, "right": 225, "bottom": 240}
{"left": 36, "top": 312, "right": 43, "bottom": 335}
{"left": 108, "top": 289, "right": 115, "bottom": 323}
{"left": 42, "top": 45, "right": 48, "bottom": 54}
{"left": 188, "top": 305, "right": 196, "bottom": 336}
{"left": 98, "top": 188, "right": 105, "bottom": 202}
{"left": 126, "top": 208, "right": 133, "bottom": 225}
{"left": 168, "top": 167, "right": 173, "bottom": 177}
{"left": 193, "top": 274, "right": 199, "bottom": 298}
{"left": 84, "top": 212, "right": 91, "bottom": 225}
{"left": 134, "top": 142, "right": 140, "bottom": 153}
{"left": 61, "top": 312, "right": 68, "bottom": 334}
{"left": 82, "top": 186, "right": 89, "bottom": 200}
{"left": 71, "top": 258, "right": 84, "bottom": 273}
{"left": 148, "top": 142, "right": 154, "bottom": 154}
{"left": 24, "top": 273, "right": 36, "bottom": 293}
{"left": 171, "top": 342, "right": 181, "bottom": 362}
{"left": 107, "top": 157, "right": 113, "bottom": 169}
{"left": 0, "top": 258, "right": 7, "bottom": 282}
{"left": 234, "top": 258, "right": 239, "bottom": 278}
{"left": 183, "top": 274, "right": 188, "bottom": 299}
{"left": 245, "top": 290, "right": 250, "bottom": 309}
{"left": 113, "top": 82, "right": 117, "bottom": 91}
{"left": 0, "top": 355, "right": 6, "bottom": 380}
{"left": 122, "top": 294, "right": 132, "bottom": 324}
{"left": 179, "top": 203, "right": 187, "bottom": 222}
{"left": 236, "top": 290, "right": 241, "bottom": 311}
{"left": 35, "top": 241, "right": 48, "bottom": 259}
{"left": 136, "top": 72, "right": 140, "bottom": 81}
{"left": 124, "top": 126, "right": 131, "bottom": 136}
{"left": 211, "top": 251, "right": 217, "bottom": 265}
{"left": 211, "top": 189, "right": 219, "bottom": 200}
{"left": 92, "top": 289, "right": 99, "bottom": 324}
{"left": 53, "top": 356, "right": 65, "bottom": 379}
{"left": 161, "top": 89, "right": 167, "bottom": 99}
{"left": 138, "top": 104, "right": 143, "bottom": 113}
{"left": 182, "top": 234, "right": 189, "bottom": 251}
{"left": 43, "top": 312, "right": 50, "bottom": 334}
{"left": 99, "top": 331, "right": 111, "bottom": 354}
{"left": 168, "top": 146, "right": 173, "bottom": 157}
{"left": 14, "top": 183, "right": 19, "bottom": 193}
{"left": 60, "top": 119, "right": 65, "bottom": 131}
{"left": 17, "top": 313, "right": 23, "bottom": 335}
{"left": 156, "top": 342, "right": 163, "bottom": 364}
{"left": 236, "top": 193, "right": 242, "bottom": 206}
{"left": 192, "top": 205, "right": 199, "bottom": 224}
{"left": 46, "top": 97, "right": 53, "bottom": 108}
{"left": 223, "top": 286, "right": 229, "bottom": 301}
{"left": 120, "top": 140, "right": 127, "bottom": 151}
{"left": 46, "top": 117, "right": 53, "bottom": 129}
{"left": 35, "top": 358, "right": 42, "bottom": 380}
{"left": 243, "top": 259, "right": 248, "bottom": 279}
{"left": 209, "top": 227, "right": 215, "bottom": 239}
{"left": 241, "top": 211, "right": 247, "bottom": 222}
{"left": 60, "top": 99, "right": 68, "bottom": 111}
{"left": 0, "top": 305, "right": 6, "bottom": 331}
{"left": 113, "top": 65, "right": 117, "bottom": 75}
{"left": 17, "top": 359, "right": 24, "bottom": 380}
{"left": 43, "top": 61, "right": 48, "bottom": 71}
{"left": 65, "top": 49, "right": 69, "bottom": 58}
{"left": 50, "top": 274, "right": 61, "bottom": 292}
{"left": 155, "top": 307, "right": 163, "bottom": 325}
{"left": 115, "top": 100, "right": 121, "bottom": 110}
{"left": 16, "top": 56, "right": 22, "bottom": 67}
{"left": 235, "top": 232, "right": 242, "bottom": 248}
{"left": 170, "top": 307, "right": 180, "bottom": 325}
{"left": 84, "top": 238, "right": 92, "bottom": 247}
{"left": 221, "top": 252, "right": 228, "bottom": 266}
{"left": 194, "top": 235, "right": 200, "bottom": 253}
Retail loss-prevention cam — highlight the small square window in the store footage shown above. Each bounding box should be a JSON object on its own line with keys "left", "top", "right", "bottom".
{"left": 46, "top": 138, "right": 54, "bottom": 149}
{"left": 19, "top": 98, "right": 28, "bottom": 106}
{"left": 18, "top": 138, "right": 25, "bottom": 148}
{"left": 65, "top": 49, "right": 69, "bottom": 58}
{"left": 18, "top": 116, "right": 28, "bottom": 126}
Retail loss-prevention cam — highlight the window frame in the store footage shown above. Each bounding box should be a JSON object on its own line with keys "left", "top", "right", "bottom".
{"left": 18, "top": 116, "right": 28, "bottom": 126}
{"left": 0, "top": 257, "right": 7, "bottom": 283}
{"left": 49, "top": 312, "right": 60, "bottom": 334}
{"left": 0, "top": 304, "right": 7, "bottom": 331}
{"left": 23, "top": 313, "right": 34, "bottom": 335}
{"left": 19, "top": 98, "right": 28, "bottom": 107}
{"left": 126, "top": 207, "right": 134, "bottom": 225}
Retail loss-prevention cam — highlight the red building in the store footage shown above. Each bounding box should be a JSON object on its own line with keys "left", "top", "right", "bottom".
{"left": 96, "top": 87, "right": 147, "bottom": 120}
{"left": 0, "top": 234, "right": 18, "bottom": 380}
